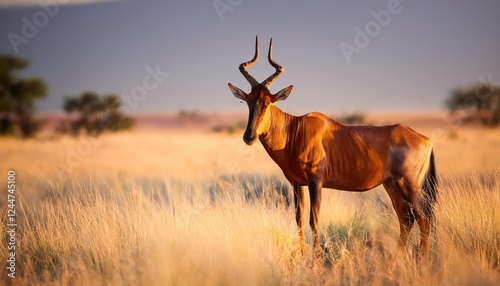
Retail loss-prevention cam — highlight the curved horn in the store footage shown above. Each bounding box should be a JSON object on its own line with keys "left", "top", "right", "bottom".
{"left": 239, "top": 36, "right": 259, "bottom": 87}
{"left": 262, "top": 38, "right": 284, "bottom": 88}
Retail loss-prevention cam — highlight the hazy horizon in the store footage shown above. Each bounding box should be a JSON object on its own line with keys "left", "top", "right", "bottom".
{"left": 1, "top": 0, "right": 499, "bottom": 114}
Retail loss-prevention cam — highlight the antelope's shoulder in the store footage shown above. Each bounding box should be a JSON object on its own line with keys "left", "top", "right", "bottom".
{"left": 295, "top": 112, "right": 342, "bottom": 143}
{"left": 303, "top": 111, "right": 333, "bottom": 121}
{"left": 301, "top": 112, "right": 341, "bottom": 129}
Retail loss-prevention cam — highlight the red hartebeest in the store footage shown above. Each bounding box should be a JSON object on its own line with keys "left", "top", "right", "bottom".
{"left": 228, "top": 37, "right": 437, "bottom": 257}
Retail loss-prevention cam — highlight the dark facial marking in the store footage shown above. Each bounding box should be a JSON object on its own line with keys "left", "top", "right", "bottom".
{"left": 243, "top": 87, "right": 270, "bottom": 145}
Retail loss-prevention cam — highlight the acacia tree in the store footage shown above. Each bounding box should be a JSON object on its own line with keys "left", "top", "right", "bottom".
{"left": 63, "top": 92, "right": 134, "bottom": 136}
{"left": 446, "top": 83, "right": 500, "bottom": 127}
{"left": 101, "top": 94, "right": 135, "bottom": 131}
{"left": 0, "top": 55, "right": 48, "bottom": 137}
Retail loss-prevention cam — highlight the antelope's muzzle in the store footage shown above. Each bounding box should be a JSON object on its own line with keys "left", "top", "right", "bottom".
{"left": 243, "top": 132, "right": 256, "bottom": 145}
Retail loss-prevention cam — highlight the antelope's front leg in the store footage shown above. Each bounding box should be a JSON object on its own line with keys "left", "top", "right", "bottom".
{"left": 308, "top": 178, "right": 323, "bottom": 257}
{"left": 293, "top": 182, "right": 306, "bottom": 254}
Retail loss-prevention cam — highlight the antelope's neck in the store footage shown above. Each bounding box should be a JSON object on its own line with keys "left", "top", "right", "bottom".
{"left": 259, "top": 105, "right": 293, "bottom": 151}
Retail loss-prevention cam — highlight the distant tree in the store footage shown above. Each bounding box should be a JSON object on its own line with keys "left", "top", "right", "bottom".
{"left": 101, "top": 94, "right": 134, "bottom": 131}
{"left": 63, "top": 92, "right": 134, "bottom": 136}
{"left": 446, "top": 83, "right": 500, "bottom": 127}
{"left": 0, "top": 55, "right": 48, "bottom": 137}
{"left": 335, "top": 112, "right": 366, "bottom": 125}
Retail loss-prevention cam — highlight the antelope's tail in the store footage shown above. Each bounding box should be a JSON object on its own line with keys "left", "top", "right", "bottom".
{"left": 422, "top": 149, "right": 438, "bottom": 222}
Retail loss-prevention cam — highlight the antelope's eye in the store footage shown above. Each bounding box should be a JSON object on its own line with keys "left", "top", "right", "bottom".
{"left": 263, "top": 98, "right": 271, "bottom": 106}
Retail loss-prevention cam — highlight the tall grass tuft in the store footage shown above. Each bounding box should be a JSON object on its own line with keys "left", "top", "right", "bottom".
{"left": 1, "top": 169, "right": 499, "bottom": 285}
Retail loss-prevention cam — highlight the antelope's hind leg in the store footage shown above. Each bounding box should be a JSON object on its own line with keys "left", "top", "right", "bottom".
{"left": 392, "top": 176, "right": 433, "bottom": 258}
{"left": 383, "top": 180, "right": 415, "bottom": 257}
{"left": 413, "top": 188, "right": 432, "bottom": 258}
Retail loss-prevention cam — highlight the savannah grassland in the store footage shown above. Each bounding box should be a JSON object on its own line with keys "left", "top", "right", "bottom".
{"left": 1, "top": 113, "right": 499, "bottom": 285}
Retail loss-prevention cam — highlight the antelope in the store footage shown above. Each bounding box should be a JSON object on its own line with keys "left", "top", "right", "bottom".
{"left": 228, "top": 37, "right": 437, "bottom": 258}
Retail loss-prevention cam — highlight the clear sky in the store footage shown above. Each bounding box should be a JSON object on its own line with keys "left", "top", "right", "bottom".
{"left": 1, "top": 0, "right": 499, "bottom": 114}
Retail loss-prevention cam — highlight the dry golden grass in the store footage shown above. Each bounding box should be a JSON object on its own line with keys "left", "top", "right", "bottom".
{"left": 0, "top": 123, "right": 499, "bottom": 285}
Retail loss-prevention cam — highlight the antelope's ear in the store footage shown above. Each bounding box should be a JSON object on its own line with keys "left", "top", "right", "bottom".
{"left": 228, "top": 83, "right": 247, "bottom": 102}
{"left": 272, "top": 85, "right": 293, "bottom": 102}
